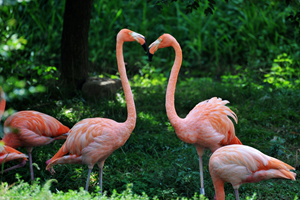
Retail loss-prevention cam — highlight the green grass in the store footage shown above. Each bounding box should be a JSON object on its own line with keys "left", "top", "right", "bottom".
{"left": 1, "top": 76, "right": 300, "bottom": 199}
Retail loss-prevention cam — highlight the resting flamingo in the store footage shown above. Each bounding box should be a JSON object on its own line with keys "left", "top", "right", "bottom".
{"left": 0, "top": 86, "right": 70, "bottom": 181}
{"left": 148, "top": 34, "right": 242, "bottom": 195}
{"left": 0, "top": 92, "right": 28, "bottom": 173}
{"left": 209, "top": 144, "right": 296, "bottom": 200}
{"left": 0, "top": 142, "right": 28, "bottom": 173}
{"left": 46, "top": 29, "right": 147, "bottom": 192}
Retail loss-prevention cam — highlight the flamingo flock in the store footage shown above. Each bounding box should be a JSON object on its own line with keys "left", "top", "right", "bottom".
{"left": 0, "top": 29, "right": 296, "bottom": 199}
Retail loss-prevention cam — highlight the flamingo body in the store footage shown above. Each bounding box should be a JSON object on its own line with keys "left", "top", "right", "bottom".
{"left": 209, "top": 145, "right": 296, "bottom": 200}
{"left": 148, "top": 34, "right": 242, "bottom": 195}
{"left": 46, "top": 29, "right": 147, "bottom": 192}
{"left": 2, "top": 111, "right": 70, "bottom": 149}
{"left": 174, "top": 97, "right": 239, "bottom": 152}
{"left": 47, "top": 118, "right": 128, "bottom": 169}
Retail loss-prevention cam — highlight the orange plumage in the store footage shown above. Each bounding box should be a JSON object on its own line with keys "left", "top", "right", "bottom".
{"left": 46, "top": 29, "right": 147, "bottom": 192}
{"left": 0, "top": 86, "right": 70, "bottom": 180}
{"left": 148, "top": 34, "right": 242, "bottom": 195}
{"left": 209, "top": 145, "right": 296, "bottom": 200}
{"left": 0, "top": 142, "right": 28, "bottom": 173}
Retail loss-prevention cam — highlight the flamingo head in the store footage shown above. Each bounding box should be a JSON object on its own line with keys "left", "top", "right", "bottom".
{"left": 148, "top": 34, "right": 176, "bottom": 61}
{"left": 117, "top": 29, "right": 147, "bottom": 52}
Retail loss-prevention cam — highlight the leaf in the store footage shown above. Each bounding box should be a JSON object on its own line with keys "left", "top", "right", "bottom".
{"left": 291, "top": 21, "right": 299, "bottom": 27}
{"left": 286, "top": 15, "right": 294, "bottom": 21}
{"left": 285, "top": 0, "right": 292, "bottom": 5}
{"left": 204, "top": 7, "right": 213, "bottom": 16}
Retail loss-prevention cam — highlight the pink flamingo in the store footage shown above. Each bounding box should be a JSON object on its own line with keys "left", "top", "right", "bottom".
{"left": 0, "top": 88, "right": 27, "bottom": 173}
{"left": 0, "top": 86, "right": 70, "bottom": 181}
{"left": 209, "top": 144, "right": 296, "bottom": 200}
{"left": 0, "top": 143, "right": 28, "bottom": 173}
{"left": 148, "top": 34, "right": 242, "bottom": 195}
{"left": 46, "top": 29, "right": 147, "bottom": 192}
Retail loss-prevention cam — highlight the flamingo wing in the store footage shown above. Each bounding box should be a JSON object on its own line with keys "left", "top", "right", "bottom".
{"left": 4, "top": 111, "right": 69, "bottom": 137}
{"left": 185, "top": 97, "right": 239, "bottom": 147}
{"left": 3, "top": 111, "right": 70, "bottom": 148}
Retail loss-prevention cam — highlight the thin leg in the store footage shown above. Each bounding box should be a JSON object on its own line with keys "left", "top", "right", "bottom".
{"left": 99, "top": 167, "right": 103, "bottom": 193}
{"left": 28, "top": 152, "right": 34, "bottom": 181}
{"left": 199, "top": 156, "right": 205, "bottom": 195}
{"left": 85, "top": 168, "right": 92, "bottom": 191}
{"left": 235, "top": 189, "right": 240, "bottom": 200}
{"left": 1, "top": 159, "right": 26, "bottom": 173}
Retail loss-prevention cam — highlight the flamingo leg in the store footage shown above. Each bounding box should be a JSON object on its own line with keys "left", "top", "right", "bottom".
{"left": 235, "top": 189, "right": 240, "bottom": 200}
{"left": 1, "top": 159, "right": 26, "bottom": 173}
{"left": 199, "top": 156, "right": 205, "bottom": 195}
{"left": 295, "top": 149, "right": 299, "bottom": 168}
{"left": 85, "top": 168, "right": 92, "bottom": 191}
{"left": 99, "top": 167, "right": 103, "bottom": 193}
{"left": 28, "top": 151, "right": 34, "bottom": 181}
{"left": 26, "top": 147, "right": 34, "bottom": 181}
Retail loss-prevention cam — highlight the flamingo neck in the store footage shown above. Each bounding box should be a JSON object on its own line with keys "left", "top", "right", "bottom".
{"left": 213, "top": 178, "right": 226, "bottom": 200}
{"left": 116, "top": 39, "right": 136, "bottom": 133}
{"left": 165, "top": 40, "right": 183, "bottom": 128}
{"left": 0, "top": 89, "right": 6, "bottom": 121}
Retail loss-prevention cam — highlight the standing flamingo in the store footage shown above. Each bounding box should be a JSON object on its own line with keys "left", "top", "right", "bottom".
{"left": 0, "top": 90, "right": 28, "bottom": 173}
{"left": 148, "top": 34, "right": 242, "bottom": 195}
{"left": 209, "top": 144, "right": 296, "bottom": 200}
{"left": 0, "top": 86, "right": 70, "bottom": 181}
{"left": 46, "top": 29, "right": 147, "bottom": 192}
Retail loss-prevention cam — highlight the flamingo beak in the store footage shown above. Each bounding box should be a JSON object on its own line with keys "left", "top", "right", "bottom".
{"left": 142, "top": 42, "right": 147, "bottom": 52}
{"left": 148, "top": 50, "right": 153, "bottom": 62}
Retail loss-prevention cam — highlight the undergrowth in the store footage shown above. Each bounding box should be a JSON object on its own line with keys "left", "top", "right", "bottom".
{"left": 1, "top": 76, "right": 299, "bottom": 199}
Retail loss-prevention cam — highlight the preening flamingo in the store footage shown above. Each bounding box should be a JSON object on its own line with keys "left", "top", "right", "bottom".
{"left": 148, "top": 34, "right": 242, "bottom": 195}
{"left": 46, "top": 29, "right": 147, "bottom": 192}
{"left": 0, "top": 142, "right": 28, "bottom": 173}
{"left": 0, "top": 86, "right": 70, "bottom": 181}
{"left": 0, "top": 93, "right": 28, "bottom": 173}
{"left": 209, "top": 144, "right": 296, "bottom": 200}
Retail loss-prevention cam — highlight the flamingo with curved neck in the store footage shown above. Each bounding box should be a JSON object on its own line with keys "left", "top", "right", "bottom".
{"left": 46, "top": 29, "right": 147, "bottom": 192}
{"left": 148, "top": 34, "right": 242, "bottom": 195}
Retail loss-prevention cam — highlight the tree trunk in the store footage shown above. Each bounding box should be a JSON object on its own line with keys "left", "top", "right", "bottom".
{"left": 60, "top": 0, "right": 93, "bottom": 91}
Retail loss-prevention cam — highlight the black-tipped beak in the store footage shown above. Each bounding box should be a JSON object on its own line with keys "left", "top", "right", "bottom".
{"left": 142, "top": 42, "right": 147, "bottom": 52}
{"left": 148, "top": 50, "right": 153, "bottom": 62}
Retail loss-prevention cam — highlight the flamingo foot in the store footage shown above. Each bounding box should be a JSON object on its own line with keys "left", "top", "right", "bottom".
{"left": 45, "top": 159, "right": 55, "bottom": 175}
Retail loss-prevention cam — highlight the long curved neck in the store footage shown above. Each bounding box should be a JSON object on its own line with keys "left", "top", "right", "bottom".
{"left": 0, "top": 89, "right": 6, "bottom": 121}
{"left": 116, "top": 39, "right": 136, "bottom": 132}
{"left": 213, "top": 178, "right": 226, "bottom": 200}
{"left": 165, "top": 40, "right": 183, "bottom": 128}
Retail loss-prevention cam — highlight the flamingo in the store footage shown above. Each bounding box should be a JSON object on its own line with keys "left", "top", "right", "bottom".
{"left": 46, "top": 29, "right": 147, "bottom": 192}
{"left": 0, "top": 142, "right": 28, "bottom": 173}
{"left": 209, "top": 144, "right": 296, "bottom": 200}
{"left": 0, "top": 86, "right": 70, "bottom": 181}
{"left": 148, "top": 34, "right": 242, "bottom": 195}
{"left": 0, "top": 94, "right": 28, "bottom": 173}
